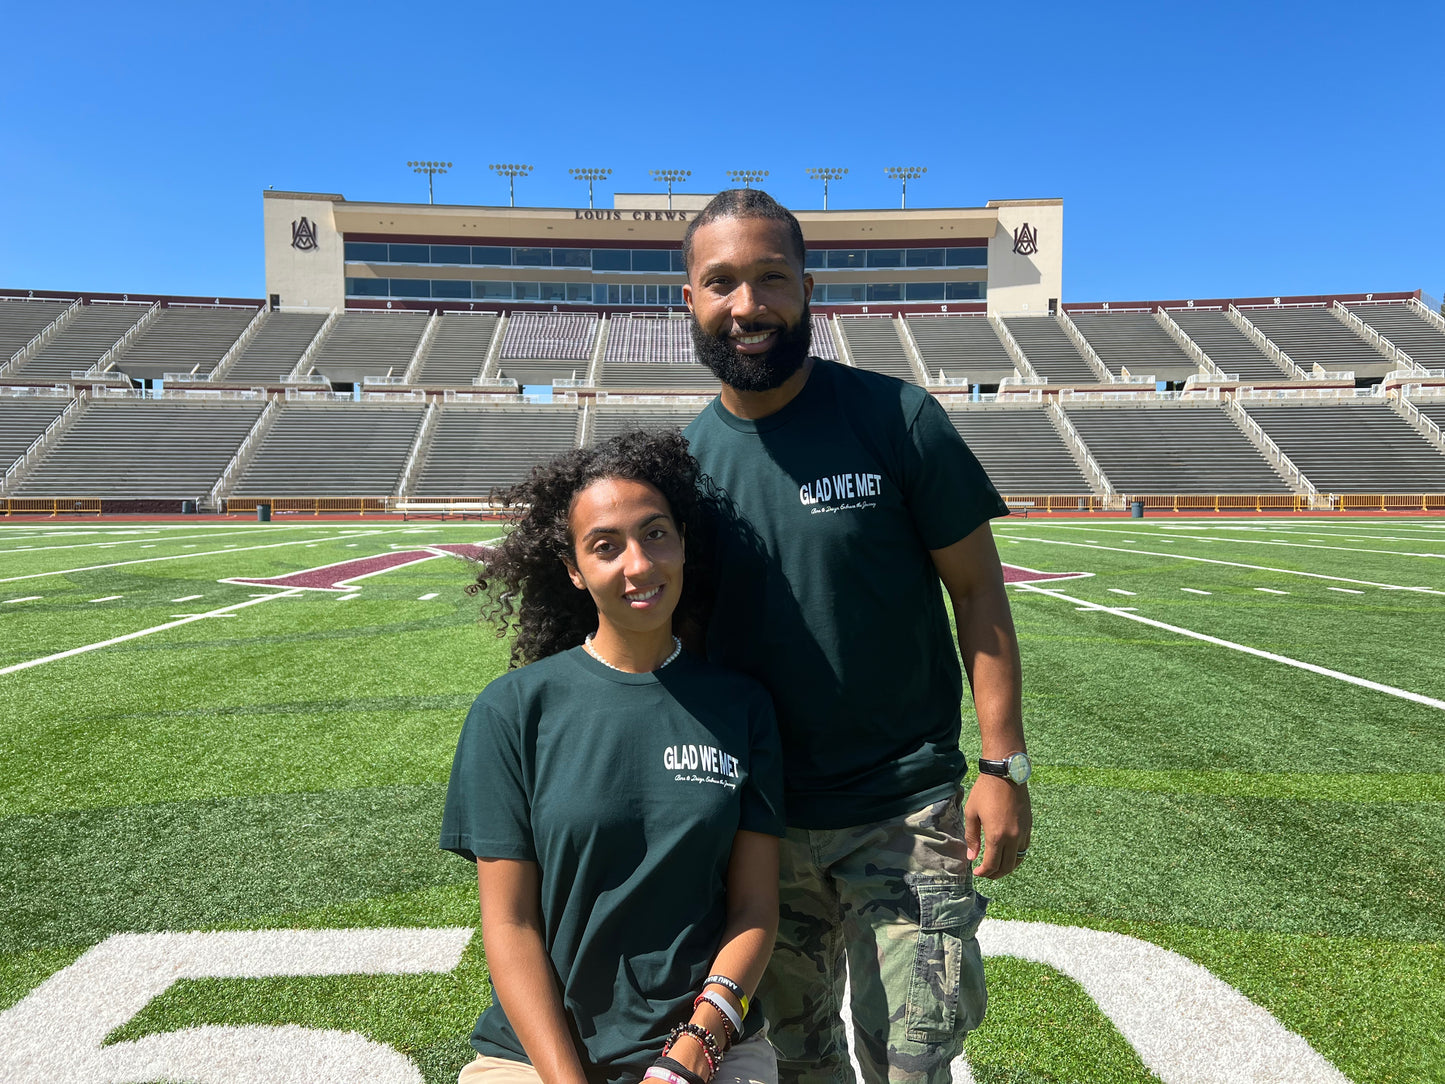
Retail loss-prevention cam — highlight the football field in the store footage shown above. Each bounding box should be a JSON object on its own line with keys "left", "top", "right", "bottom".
{"left": 1, "top": 517, "right": 1441, "bottom": 1084}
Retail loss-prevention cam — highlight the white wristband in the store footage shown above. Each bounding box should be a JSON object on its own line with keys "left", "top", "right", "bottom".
{"left": 697, "top": 988, "right": 743, "bottom": 1038}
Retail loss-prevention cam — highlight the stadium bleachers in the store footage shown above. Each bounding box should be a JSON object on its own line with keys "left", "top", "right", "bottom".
{"left": 414, "top": 313, "right": 499, "bottom": 385}
{"left": 1165, "top": 309, "right": 1289, "bottom": 381}
{"left": 1243, "top": 402, "right": 1445, "bottom": 493}
{"left": 111, "top": 305, "right": 259, "bottom": 381}
{"left": 1065, "top": 403, "right": 1290, "bottom": 494}
{"left": 1238, "top": 305, "right": 1392, "bottom": 378}
{"left": 306, "top": 311, "right": 429, "bottom": 384}
{"left": 8, "top": 398, "right": 264, "bottom": 499}
{"left": 907, "top": 315, "right": 1018, "bottom": 385}
{"left": 0, "top": 396, "right": 72, "bottom": 475}
{"left": 411, "top": 405, "right": 579, "bottom": 497}
{"left": 221, "top": 312, "right": 328, "bottom": 383}
{"left": 1068, "top": 311, "right": 1199, "bottom": 382}
{"left": 10, "top": 302, "right": 151, "bottom": 380}
{"left": 588, "top": 404, "right": 704, "bottom": 445}
{"left": 1, "top": 298, "right": 73, "bottom": 363}
{"left": 836, "top": 317, "right": 920, "bottom": 384}
{"left": 1347, "top": 302, "right": 1445, "bottom": 369}
{"left": 1002, "top": 316, "right": 1099, "bottom": 384}
{"left": 231, "top": 403, "right": 426, "bottom": 497}
{"left": 500, "top": 312, "right": 598, "bottom": 360}
{"left": 943, "top": 405, "right": 1092, "bottom": 494}
{"left": 605, "top": 314, "right": 695, "bottom": 364}
{"left": 810, "top": 314, "right": 839, "bottom": 361}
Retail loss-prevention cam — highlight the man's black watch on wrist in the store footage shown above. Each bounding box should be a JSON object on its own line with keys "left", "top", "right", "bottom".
{"left": 976, "top": 751, "right": 1032, "bottom": 785}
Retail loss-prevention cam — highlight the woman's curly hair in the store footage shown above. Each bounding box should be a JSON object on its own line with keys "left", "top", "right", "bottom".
{"left": 472, "top": 428, "right": 715, "bottom": 668}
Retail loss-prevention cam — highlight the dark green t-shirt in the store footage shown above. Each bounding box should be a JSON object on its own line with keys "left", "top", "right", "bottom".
{"left": 440, "top": 646, "right": 785, "bottom": 1084}
{"left": 684, "top": 358, "right": 1008, "bottom": 830}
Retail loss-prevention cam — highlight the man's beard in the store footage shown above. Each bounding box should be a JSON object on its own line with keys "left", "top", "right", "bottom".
{"left": 690, "top": 304, "right": 812, "bottom": 392}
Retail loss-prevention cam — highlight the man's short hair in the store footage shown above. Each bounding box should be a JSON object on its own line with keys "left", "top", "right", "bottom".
{"left": 682, "top": 189, "right": 807, "bottom": 278}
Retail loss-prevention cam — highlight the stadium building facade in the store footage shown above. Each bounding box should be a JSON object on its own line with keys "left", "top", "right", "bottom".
{"left": 263, "top": 190, "right": 1063, "bottom": 317}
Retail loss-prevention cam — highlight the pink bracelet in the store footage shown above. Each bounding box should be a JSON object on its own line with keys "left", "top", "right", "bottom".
{"left": 645, "top": 1068, "right": 690, "bottom": 1084}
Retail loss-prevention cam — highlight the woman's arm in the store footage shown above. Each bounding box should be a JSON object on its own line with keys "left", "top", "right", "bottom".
{"left": 477, "top": 857, "right": 591, "bottom": 1084}
{"left": 668, "top": 830, "right": 780, "bottom": 1077}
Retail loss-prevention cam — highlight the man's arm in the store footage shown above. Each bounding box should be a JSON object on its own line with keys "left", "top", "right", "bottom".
{"left": 930, "top": 521, "right": 1032, "bottom": 879}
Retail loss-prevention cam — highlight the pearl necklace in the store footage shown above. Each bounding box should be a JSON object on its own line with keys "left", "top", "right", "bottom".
{"left": 584, "top": 634, "right": 683, "bottom": 673}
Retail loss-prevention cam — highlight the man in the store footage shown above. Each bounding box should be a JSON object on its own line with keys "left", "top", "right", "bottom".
{"left": 681, "top": 189, "right": 1032, "bottom": 1084}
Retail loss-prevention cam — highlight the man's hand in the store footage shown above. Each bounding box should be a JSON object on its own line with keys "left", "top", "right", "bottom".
{"left": 963, "top": 774, "right": 1032, "bottom": 878}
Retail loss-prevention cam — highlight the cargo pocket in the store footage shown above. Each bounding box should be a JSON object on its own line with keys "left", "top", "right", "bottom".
{"left": 904, "top": 879, "right": 988, "bottom": 1042}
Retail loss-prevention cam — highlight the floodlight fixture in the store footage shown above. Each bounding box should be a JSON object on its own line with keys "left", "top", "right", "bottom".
{"left": 489, "top": 163, "right": 533, "bottom": 207}
{"left": 650, "top": 168, "right": 691, "bottom": 210}
{"left": 807, "top": 167, "right": 848, "bottom": 210}
{"left": 726, "top": 169, "right": 769, "bottom": 189}
{"left": 569, "top": 167, "right": 613, "bottom": 209}
{"left": 884, "top": 166, "right": 927, "bottom": 209}
{"left": 408, "top": 160, "right": 452, "bottom": 205}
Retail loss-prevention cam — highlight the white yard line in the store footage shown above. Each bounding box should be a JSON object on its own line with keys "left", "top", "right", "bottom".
{"left": 1328, "top": 587, "right": 1364, "bottom": 594}
{"left": 1181, "top": 588, "right": 1212, "bottom": 595}
{"left": 171, "top": 594, "right": 203, "bottom": 602}
{"left": 1015, "top": 583, "right": 1445, "bottom": 711}
{"left": 1020, "top": 523, "right": 1445, "bottom": 560}
{"left": 337, "top": 593, "right": 361, "bottom": 601}
{"left": 1107, "top": 588, "right": 1136, "bottom": 596}
{"left": 0, "top": 526, "right": 308, "bottom": 554}
{"left": 87, "top": 595, "right": 123, "bottom": 603}
{"left": 1254, "top": 587, "right": 1289, "bottom": 595}
{"left": 996, "top": 534, "right": 1445, "bottom": 596}
{"left": 0, "top": 591, "right": 304, "bottom": 677}
{"left": 4, "top": 596, "right": 43, "bottom": 604}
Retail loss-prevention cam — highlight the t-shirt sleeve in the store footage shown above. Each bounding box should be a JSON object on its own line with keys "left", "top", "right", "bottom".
{"left": 439, "top": 689, "right": 536, "bottom": 863}
{"left": 901, "top": 393, "right": 1010, "bottom": 551}
{"left": 738, "top": 688, "right": 786, "bottom": 837}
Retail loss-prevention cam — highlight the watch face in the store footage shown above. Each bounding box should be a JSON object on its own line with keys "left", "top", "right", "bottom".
{"left": 1007, "top": 753, "right": 1032, "bottom": 784}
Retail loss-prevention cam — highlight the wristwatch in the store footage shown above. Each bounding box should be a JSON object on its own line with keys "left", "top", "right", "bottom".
{"left": 976, "top": 751, "right": 1032, "bottom": 785}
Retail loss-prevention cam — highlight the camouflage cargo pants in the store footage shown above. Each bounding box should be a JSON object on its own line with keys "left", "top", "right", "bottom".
{"left": 758, "top": 790, "right": 987, "bottom": 1084}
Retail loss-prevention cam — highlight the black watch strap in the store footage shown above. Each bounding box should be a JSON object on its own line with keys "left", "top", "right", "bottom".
{"left": 976, "top": 757, "right": 1011, "bottom": 777}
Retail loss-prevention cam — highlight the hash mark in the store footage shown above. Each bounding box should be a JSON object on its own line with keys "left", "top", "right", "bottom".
{"left": 171, "top": 594, "right": 203, "bottom": 602}
{"left": 88, "top": 595, "right": 123, "bottom": 603}
{"left": 418, "top": 592, "right": 439, "bottom": 600}
{"left": 1181, "top": 588, "right": 1212, "bottom": 595}
{"left": 1107, "top": 588, "right": 1136, "bottom": 596}
{"left": 1255, "top": 588, "right": 1289, "bottom": 595}
{"left": 4, "top": 596, "right": 42, "bottom": 604}
{"left": 1328, "top": 587, "right": 1364, "bottom": 594}
{"left": 337, "top": 592, "right": 362, "bottom": 601}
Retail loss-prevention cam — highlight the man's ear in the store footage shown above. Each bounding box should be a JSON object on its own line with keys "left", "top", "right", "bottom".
{"left": 682, "top": 282, "right": 694, "bottom": 313}
{"left": 803, "top": 273, "right": 814, "bottom": 305}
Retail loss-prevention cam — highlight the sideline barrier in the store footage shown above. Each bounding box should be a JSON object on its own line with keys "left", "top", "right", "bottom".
{"left": 1, "top": 498, "right": 102, "bottom": 517}
{"left": 1000, "top": 494, "right": 1106, "bottom": 512}
{"left": 1338, "top": 493, "right": 1445, "bottom": 512}
{"left": 1135, "top": 494, "right": 1306, "bottom": 513}
{"left": 224, "top": 497, "right": 390, "bottom": 516}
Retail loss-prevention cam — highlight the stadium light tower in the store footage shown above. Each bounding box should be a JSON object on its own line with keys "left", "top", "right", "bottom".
{"left": 807, "top": 167, "right": 848, "bottom": 210}
{"left": 726, "top": 169, "right": 769, "bottom": 189}
{"left": 490, "top": 163, "right": 533, "bottom": 207}
{"left": 884, "top": 166, "right": 927, "bottom": 209}
{"left": 408, "top": 160, "right": 452, "bottom": 205}
{"left": 570, "top": 167, "right": 612, "bottom": 209}
{"left": 650, "top": 168, "right": 691, "bottom": 210}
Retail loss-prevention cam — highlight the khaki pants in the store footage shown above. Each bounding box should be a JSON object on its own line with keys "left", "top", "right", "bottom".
{"left": 458, "top": 1032, "right": 778, "bottom": 1084}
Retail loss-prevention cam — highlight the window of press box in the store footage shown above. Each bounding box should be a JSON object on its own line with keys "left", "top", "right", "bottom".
{"left": 632, "top": 250, "right": 671, "bottom": 272}
{"left": 514, "top": 247, "right": 552, "bottom": 267}
{"left": 345, "top": 242, "right": 389, "bottom": 262}
{"left": 390, "top": 279, "right": 431, "bottom": 298}
{"left": 593, "top": 249, "right": 632, "bottom": 271}
{"left": 555, "top": 249, "right": 591, "bottom": 268}
{"left": 390, "top": 244, "right": 430, "bottom": 264}
{"left": 473, "top": 246, "right": 511, "bottom": 266}
{"left": 866, "top": 249, "right": 903, "bottom": 268}
{"left": 431, "top": 244, "right": 470, "bottom": 265}
{"left": 346, "top": 277, "right": 389, "bottom": 297}
{"left": 431, "top": 280, "right": 471, "bottom": 299}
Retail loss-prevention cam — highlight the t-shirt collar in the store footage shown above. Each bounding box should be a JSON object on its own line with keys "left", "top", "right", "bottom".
{"left": 710, "top": 356, "right": 831, "bottom": 435}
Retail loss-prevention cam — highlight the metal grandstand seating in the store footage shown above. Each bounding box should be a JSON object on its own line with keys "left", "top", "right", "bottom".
{"left": 835, "top": 317, "right": 921, "bottom": 384}
{"left": 1243, "top": 401, "right": 1445, "bottom": 492}
{"left": 1002, "top": 316, "right": 1099, "bottom": 384}
{"left": 1165, "top": 309, "right": 1289, "bottom": 381}
{"left": 942, "top": 405, "right": 1092, "bottom": 494}
{"left": 222, "top": 312, "right": 328, "bottom": 383}
{"left": 1, "top": 298, "right": 72, "bottom": 363}
{"left": 1065, "top": 403, "right": 1290, "bottom": 494}
{"left": 306, "top": 311, "right": 429, "bottom": 384}
{"left": 10, "top": 302, "right": 151, "bottom": 380}
{"left": 413, "top": 313, "right": 499, "bottom": 385}
{"left": 500, "top": 312, "right": 599, "bottom": 360}
{"left": 810, "top": 314, "right": 839, "bottom": 361}
{"left": 907, "top": 315, "right": 1019, "bottom": 385}
{"left": 411, "top": 405, "right": 579, "bottom": 498}
{"left": 605, "top": 314, "right": 695, "bottom": 364}
{"left": 231, "top": 403, "right": 426, "bottom": 497}
{"left": 1240, "top": 305, "right": 1392, "bottom": 378}
{"left": 1348, "top": 302, "right": 1445, "bottom": 369}
{"left": 1068, "top": 312, "right": 1199, "bottom": 382}
{"left": 588, "top": 404, "right": 705, "bottom": 445}
{"left": 9, "top": 398, "right": 264, "bottom": 499}
{"left": 0, "top": 397, "right": 72, "bottom": 475}
{"left": 111, "top": 305, "right": 259, "bottom": 381}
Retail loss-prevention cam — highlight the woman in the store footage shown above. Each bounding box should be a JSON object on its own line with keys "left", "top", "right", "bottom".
{"left": 441, "top": 429, "right": 784, "bottom": 1084}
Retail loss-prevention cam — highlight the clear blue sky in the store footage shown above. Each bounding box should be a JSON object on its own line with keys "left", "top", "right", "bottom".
{"left": 4, "top": 0, "right": 1440, "bottom": 304}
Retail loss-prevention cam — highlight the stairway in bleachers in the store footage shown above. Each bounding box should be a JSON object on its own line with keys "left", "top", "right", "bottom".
{"left": 224, "top": 313, "right": 327, "bottom": 383}
{"left": 1066, "top": 404, "right": 1289, "bottom": 494}
{"left": 1069, "top": 312, "right": 1198, "bottom": 382}
{"left": 1241, "top": 306, "right": 1391, "bottom": 377}
{"left": 1244, "top": 402, "right": 1445, "bottom": 492}
{"left": 1348, "top": 303, "right": 1445, "bottom": 368}
{"left": 412, "top": 406, "right": 579, "bottom": 497}
{"left": 1002, "top": 317, "right": 1098, "bottom": 384}
{"left": 111, "top": 307, "right": 257, "bottom": 381}
{"left": 12, "top": 303, "right": 151, "bottom": 380}
{"left": 308, "top": 313, "right": 429, "bottom": 383}
{"left": 1, "top": 299, "right": 72, "bottom": 362}
{"left": 232, "top": 404, "right": 426, "bottom": 496}
{"left": 907, "top": 316, "right": 1017, "bottom": 385}
{"left": 1414, "top": 400, "right": 1445, "bottom": 432}
{"left": 589, "top": 406, "right": 705, "bottom": 445}
{"left": 0, "top": 397, "right": 72, "bottom": 474}
{"left": 943, "top": 407, "right": 1091, "bottom": 494}
{"left": 1166, "top": 309, "right": 1288, "bottom": 381}
{"left": 415, "top": 314, "right": 498, "bottom": 385}
{"left": 11, "top": 399, "right": 263, "bottom": 498}
{"left": 836, "top": 319, "right": 919, "bottom": 383}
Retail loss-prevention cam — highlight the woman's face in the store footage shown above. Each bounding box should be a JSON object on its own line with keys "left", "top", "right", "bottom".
{"left": 565, "top": 477, "right": 684, "bottom": 639}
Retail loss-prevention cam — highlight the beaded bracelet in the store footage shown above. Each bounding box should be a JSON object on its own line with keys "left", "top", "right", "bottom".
{"left": 693, "top": 990, "right": 740, "bottom": 1044}
{"left": 703, "top": 974, "right": 749, "bottom": 1018}
{"left": 663, "top": 1021, "right": 722, "bottom": 1077}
